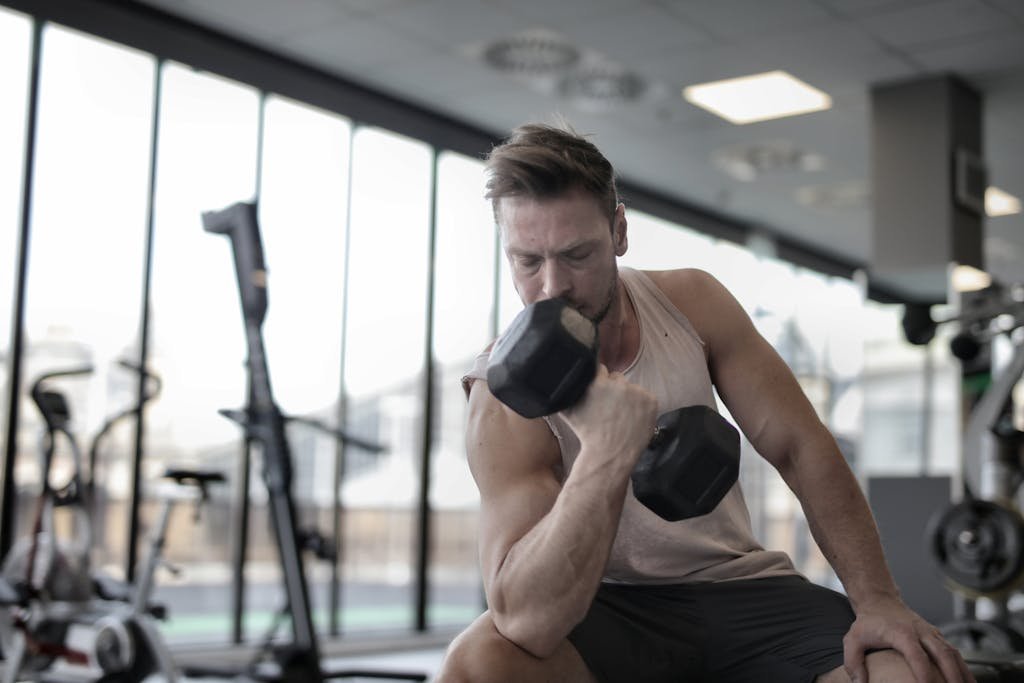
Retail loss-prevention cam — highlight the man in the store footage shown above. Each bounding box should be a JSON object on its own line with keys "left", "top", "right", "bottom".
{"left": 436, "top": 123, "right": 972, "bottom": 682}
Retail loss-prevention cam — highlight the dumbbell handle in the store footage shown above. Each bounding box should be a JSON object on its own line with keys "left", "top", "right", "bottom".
{"left": 648, "top": 424, "right": 671, "bottom": 449}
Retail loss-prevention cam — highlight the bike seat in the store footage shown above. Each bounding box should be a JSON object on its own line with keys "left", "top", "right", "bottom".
{"left": 163, "top": 468, "right": 226, "bottom": 487}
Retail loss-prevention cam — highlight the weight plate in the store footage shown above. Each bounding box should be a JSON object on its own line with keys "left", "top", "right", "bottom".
{"left": 941, "top": 619, "right": 1024, "bottom": 655}
{"left": 927, "top": 500, "right": 1024, "bottom": 595}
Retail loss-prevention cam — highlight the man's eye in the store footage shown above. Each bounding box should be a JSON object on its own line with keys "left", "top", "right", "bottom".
{"left": 567, "top": 250, "right": 591, "bottom": 262}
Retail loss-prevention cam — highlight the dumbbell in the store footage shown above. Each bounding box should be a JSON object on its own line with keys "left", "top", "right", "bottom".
{"left": 486, "top": 298, "right": 740, "bottom": 521}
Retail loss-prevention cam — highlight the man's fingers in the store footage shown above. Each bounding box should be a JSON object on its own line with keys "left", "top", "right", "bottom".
{"left": 921, "top": 632, "right": 974, "bottom": 683}
{"left": 843, "top": 635, "right": 868, "bottom": 682}
{"left": 893, "top": 631, "right": 939, "bottom": 683}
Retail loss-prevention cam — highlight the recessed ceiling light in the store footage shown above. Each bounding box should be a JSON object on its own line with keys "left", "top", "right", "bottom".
{"left": 985, "top": 186, "right": 1022, "bottom": 217}
{"left": 683, "top": 70, "right": 832, "bottom": 125}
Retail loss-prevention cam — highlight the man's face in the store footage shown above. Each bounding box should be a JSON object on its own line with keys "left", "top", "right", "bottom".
{"left": 498, "top": 189, "right": 627, "bottom": 323}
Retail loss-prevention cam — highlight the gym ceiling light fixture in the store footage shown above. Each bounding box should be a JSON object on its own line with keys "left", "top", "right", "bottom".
{"left": 986, "top": 186, "right": 1022, "bottom": 217}
{"left": 683, "top": 70, "right": 832, "bottom": 124}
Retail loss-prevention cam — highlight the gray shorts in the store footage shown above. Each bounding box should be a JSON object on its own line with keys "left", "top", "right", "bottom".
{"left": 568, "top": 575, "right": 855, "bottom": 683}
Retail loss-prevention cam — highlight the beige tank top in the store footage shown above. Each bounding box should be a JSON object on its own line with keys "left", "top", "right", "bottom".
{"left": 464, "top": 267, "right": 797, "bottom": 584}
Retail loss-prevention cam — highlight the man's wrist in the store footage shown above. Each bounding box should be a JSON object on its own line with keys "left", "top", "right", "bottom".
{"left": 848, "top": 586, "right": 902, "bottom": 612}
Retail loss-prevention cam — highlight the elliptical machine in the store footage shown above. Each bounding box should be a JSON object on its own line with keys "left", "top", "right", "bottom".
{"left": 0, "top": 364, "right": 179, "bottom": 682}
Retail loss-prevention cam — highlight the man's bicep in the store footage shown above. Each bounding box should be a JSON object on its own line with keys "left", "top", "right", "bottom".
{"left": 465, "top": 381, "right": 563, "bottom": 591}
{"left": 715, "top": 330, "right": 820, "bottom": 465}
{"left": 667, "top": 270, "right": 821, "bottom": 469}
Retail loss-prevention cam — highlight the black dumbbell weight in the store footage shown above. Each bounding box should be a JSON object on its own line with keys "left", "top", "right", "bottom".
{"left": 487, "top": 298, "right": 739, "bottom": 521}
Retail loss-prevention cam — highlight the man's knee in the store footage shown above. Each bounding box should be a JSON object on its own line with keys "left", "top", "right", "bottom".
{"left": 436, "top": 611, "right": 597, "bottom": 683}
{"left": 816, "top": 649, "right": 942, "bottom": 683}
{"left": 436, "top": 612, "right": 527, "bottom": 683}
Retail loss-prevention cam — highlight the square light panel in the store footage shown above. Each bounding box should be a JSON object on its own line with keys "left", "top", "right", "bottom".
{"left": 683, "top": 70, "right": 832, "bottom": 125}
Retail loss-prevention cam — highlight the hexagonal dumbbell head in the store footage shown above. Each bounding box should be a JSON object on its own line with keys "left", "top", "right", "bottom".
{"left": 631, "top": 405, "right": 740, "bottom": 521}
{"left": 486, "top": 298, "right": 598, "bottom": 419}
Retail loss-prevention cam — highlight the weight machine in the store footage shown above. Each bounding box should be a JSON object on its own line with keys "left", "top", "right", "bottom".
{"left": 193, "top": 200, "right": 427, "bottom": 682}
{"left": 904, "top": 282, "right": 1024, "bottom": 657}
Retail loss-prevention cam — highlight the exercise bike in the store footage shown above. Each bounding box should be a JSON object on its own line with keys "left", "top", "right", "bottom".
{"left": 0, "top": 363, "right": 220, "bottom": 682}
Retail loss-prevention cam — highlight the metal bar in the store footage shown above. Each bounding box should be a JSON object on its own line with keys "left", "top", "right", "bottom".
{"left": 414, "top": 150, "right": 440, "bottom": 631}
{"left": 228, "top": 88, "right": 266, "bottom": 646}
{"left": 329, "top": 122, "right": 358, "bottom": 638}
{"left": 229, "top": 430, "right": 251, "bottom": 645}
{"left": 0, "top": 16, "right": 42, "bottom": 558}
{"left": 126, "top": 54, "right": 163, "bottom": 584}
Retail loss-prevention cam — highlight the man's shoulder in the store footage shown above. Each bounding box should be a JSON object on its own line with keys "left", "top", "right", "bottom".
{"left": 634, "top": 268, "right": 741, "bottom": 347}
{"left": 637, "top": 267, "right": 722, "bottom": 304}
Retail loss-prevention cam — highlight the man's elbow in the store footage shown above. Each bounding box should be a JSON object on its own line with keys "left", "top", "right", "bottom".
{"left": 491, "top": 605, "right": 581, "bottom": 660}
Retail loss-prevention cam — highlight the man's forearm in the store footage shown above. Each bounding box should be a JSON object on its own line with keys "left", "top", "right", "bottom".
{"left": 489, "top": 447, "right": 631, "bottom": 657}
{"left": 783, "top": 436, "right": 901, "bottom": 609}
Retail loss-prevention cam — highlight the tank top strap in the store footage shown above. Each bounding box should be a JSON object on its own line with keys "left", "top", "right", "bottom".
{"left": 620, "top": 267, "right": 705, "bottom": 349}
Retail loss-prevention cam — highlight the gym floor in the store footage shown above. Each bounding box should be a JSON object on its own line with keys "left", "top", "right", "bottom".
{"left": 176, "top": 643, "right": 447, "bottom": 683}
{"left": 322, "top": 647, "right": 445, "bottom": 682}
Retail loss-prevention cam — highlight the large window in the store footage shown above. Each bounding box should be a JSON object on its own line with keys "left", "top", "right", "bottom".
{"left": 147, "top": 62, "right": 259, "bottom": 644}
{"left": 429, "top": 151, "right": 495, "bottom": 627}
{"left": 341, "top": 126, "right": 432, "bottom": 633}
{"left": 259, "top": 94, "right": 351, "bottom": 633}
{"left": 860, "top": 301, "right": 959, "bottom": 476}
{"left": 17, "top": 25, "right": 154, "bottom": 578}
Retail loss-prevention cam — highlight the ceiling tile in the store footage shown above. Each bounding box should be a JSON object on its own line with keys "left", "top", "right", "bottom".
{"left": 366, "top": 52, "right": 500, "bottom": 103}
{"left": 487, "top": 0, "right": 638, "bottom": 28}
{"left": 911, "top": 29, "right": 1024, "bottom": 74}
{"left": 560, "top": 4, "right": 712, "bottom": 65}
{"left": 278, "top": 15, "right": 435, "bottom": 75}
{"left": 984, "top": 0, "right": 1024, "bottom": 22}
{"left": 813, "top": 0, "right": 940, "bottom": 17}
{"left": 854, "top": 0, "right": 1009, "bottom": 48}
{"left": 373, "top": 0, "right": 522, "bottom": 53}
{"left": 177, "top": 0, "right": 349, "bottom": 42}
{"left": 663, "top": 0, "right": 834, "bottom": 38}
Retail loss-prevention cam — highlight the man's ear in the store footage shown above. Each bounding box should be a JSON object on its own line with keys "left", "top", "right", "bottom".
{"left": 613, "top": 203, "right": 628, "bottom": 257}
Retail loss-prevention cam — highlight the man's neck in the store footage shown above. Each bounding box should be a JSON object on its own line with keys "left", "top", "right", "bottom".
{"left": 597, "top": 279, "right": 639, "bottom": 372}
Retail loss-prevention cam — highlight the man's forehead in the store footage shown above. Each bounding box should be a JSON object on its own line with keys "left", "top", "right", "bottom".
{"left": 504, "top": 234, "right": 601, "bottom": 253}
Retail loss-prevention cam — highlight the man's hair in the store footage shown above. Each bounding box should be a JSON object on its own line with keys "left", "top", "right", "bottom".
{"left": 484, "top": 122, "right": 619, "bottom": 223}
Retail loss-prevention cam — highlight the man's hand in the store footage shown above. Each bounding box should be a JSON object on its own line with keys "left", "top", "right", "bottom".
{"left": 843, "top": 595, "right": 975, "bottom": 682}
{"left": 560, "top": 364, "right": 658, "bottom": 467}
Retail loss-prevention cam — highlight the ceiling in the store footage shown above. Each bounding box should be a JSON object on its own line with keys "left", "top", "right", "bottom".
{"left": 128, "top": 0, "right": 1024, "bottom": 293}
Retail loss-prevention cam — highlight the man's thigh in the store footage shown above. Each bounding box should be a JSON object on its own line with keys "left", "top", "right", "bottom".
{"left": 703, "top": 575, "right": 856, "bottom": 682}
{"left": 568, "top": 583, "right": 705, "bottom": 682}
{"left": 568, "top": 576, "right": 855, "bottom": 683}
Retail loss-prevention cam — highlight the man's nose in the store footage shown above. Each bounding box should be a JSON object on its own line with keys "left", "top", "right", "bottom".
{"left": 541, "top": 261, "right": 572, "bottom": 300}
